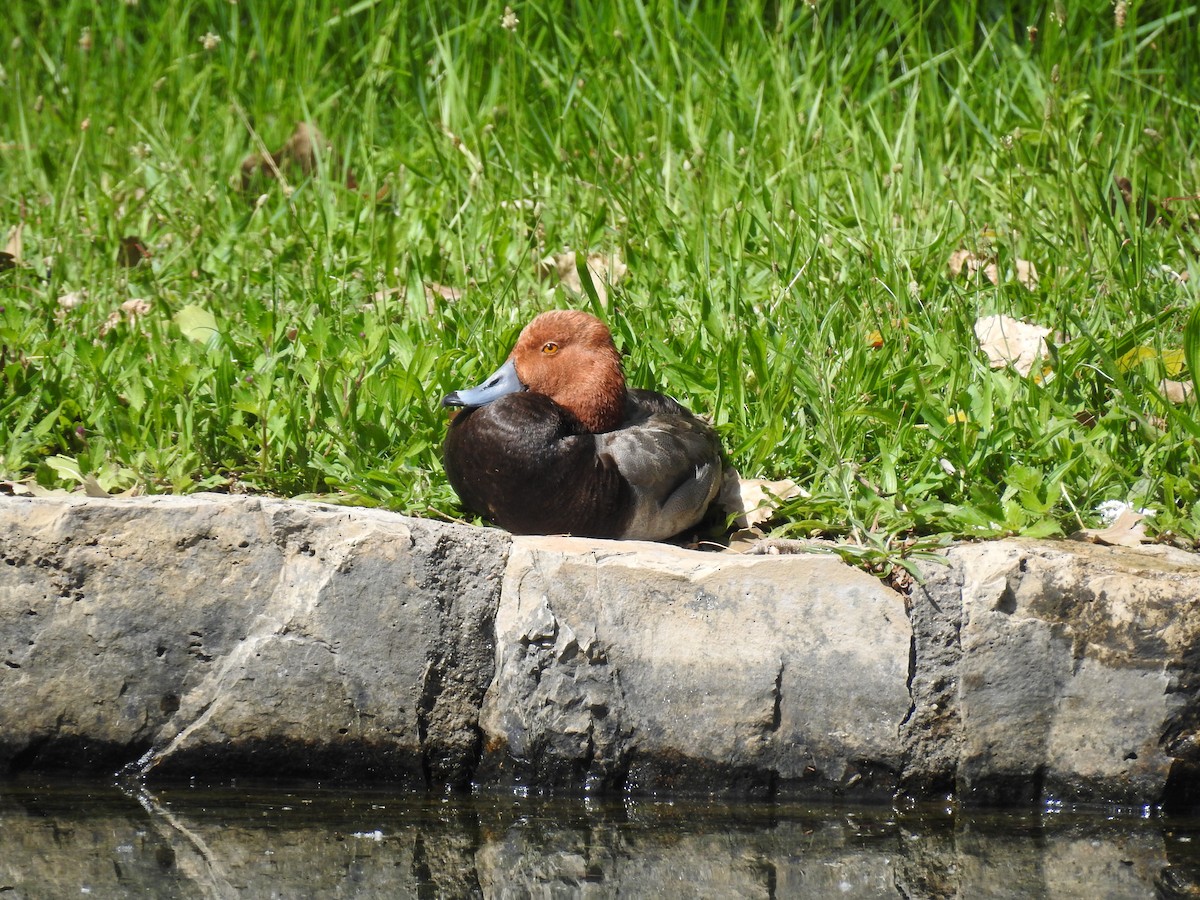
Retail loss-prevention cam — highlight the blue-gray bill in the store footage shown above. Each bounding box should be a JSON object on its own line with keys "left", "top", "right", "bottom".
{"left": 442, "top": 357, "right": 525, "bottom": 409}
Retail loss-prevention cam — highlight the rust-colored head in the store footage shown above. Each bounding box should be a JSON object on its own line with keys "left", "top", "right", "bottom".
{"left": 509, "top": 310, "right": 626, "bottom": 432}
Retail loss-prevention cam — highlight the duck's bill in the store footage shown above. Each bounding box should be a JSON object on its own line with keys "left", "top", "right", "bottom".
{"left": 442, "top": 357, "right": 526, "bottom": 408}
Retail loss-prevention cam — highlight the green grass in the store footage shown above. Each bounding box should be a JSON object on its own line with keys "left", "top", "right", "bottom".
{"left": 2, "top": 0, "right": 1199, "bottom": 560}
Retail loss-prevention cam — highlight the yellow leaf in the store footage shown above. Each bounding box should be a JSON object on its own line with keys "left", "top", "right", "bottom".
{"left": 1117, "top": 346, "right": 1158, "bottom": 372}
{"left": 1119, "top": 346, "right": 1188, "bottom": 376}
{"left": 1163, "top": 349, "right": 1186, "bottom": 376}
{"left": 1032, "top": 363, "right": 1056, "bottom": 385}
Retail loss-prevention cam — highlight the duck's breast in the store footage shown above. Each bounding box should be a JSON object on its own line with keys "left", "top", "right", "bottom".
{"left": 444, "top": 393, "right": 633, "bottom": 537}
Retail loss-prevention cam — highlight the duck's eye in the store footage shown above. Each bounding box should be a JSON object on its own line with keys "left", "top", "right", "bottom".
{"left": 541, "top": 341, "right": 559, "bottom": 355}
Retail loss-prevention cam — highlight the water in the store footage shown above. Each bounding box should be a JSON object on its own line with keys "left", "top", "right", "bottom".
{"left": 2, "top": 779, "right": 1199, "bottom": 898}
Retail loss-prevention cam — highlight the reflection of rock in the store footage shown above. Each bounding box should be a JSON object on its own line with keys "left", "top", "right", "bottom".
{"left": 896, "top": 811, "right": 1183, "bottom": 900}
{"left": 475, "top": 813, "right": 902, "bottom": 899}
{"left": 1160, "top": 827, "right": 1200, "bottom": 899}
{"left": 2, "top": 496, "right": 1200, "bottom": 809}
{"left": 1, "top": 783, "right": 1198, "bottom": 897}
{"left": 895, "top": 816, "right": 959, "bottom": 900}
{"left": 0, "top": 784, "right": 194, "bottom": 896}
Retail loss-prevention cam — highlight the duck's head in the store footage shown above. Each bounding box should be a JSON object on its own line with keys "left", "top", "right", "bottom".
{"left": 443, "top": 309, "right": 626, "bottom": 432}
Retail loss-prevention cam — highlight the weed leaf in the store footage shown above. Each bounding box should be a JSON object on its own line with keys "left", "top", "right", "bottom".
{"left": 174, "top": 304, "right": 220, "bottom": 345}
{"left": 1186, "top": 304, "right": 1200, "bottom": 405}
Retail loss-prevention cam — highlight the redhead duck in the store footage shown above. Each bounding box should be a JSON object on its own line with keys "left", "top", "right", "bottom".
{"left": 442, "top": 309, "right": 723, "bottom": 541}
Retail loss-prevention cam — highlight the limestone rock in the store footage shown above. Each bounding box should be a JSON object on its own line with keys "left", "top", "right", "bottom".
{"left": 3, "top": 494, "right": 1200, "bottom": 809}
{"left": 907, "top": 539, "right": 1200, "bottom": 808}
{"left": 478, "top": 535, "right": 912, "bottom": 799}
{"left": 0, "top": 494, "right": 506, "bottom": 785}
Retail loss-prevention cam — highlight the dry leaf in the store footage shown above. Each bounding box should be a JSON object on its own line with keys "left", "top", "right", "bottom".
{"left": 742, "top": 536, "right": 844, "bottom": 556}
{"left": 1161, "top": 379, "right": 1194, "bottom": 404}
{"left": 724, "top": 527, "right": 767, "bottom": 553}
{"left": 57, "top": 290, "right": 87, "bottom": 310}
{"left": 538, "top": 250, "right": 627, "bottom": 307}
{"left": 240, "top": 122, "right": 361, "bottom": 192}
{"left": 948, "top": 248, "right": 984, "bottom": 279}
{"left": 2, "top": 475, "right": 136, "bottom": 499}
{"left": 424, "top": 281, "right": 463, "bottom": 302}
{"left": 1015, "top": 258, "right": 1039, "bottom": 289}
{"left": 423, "top": 281, "right": 464, "bottom": 315}
{"left": 948, "top": 247, "right": 1037, "bottom": 290}
{"left": 947, "top": 249, "right": 998, "bottom": 284}
{"left": 0, "top": 480, "right": 68, "bottom": 498}
{"left": 277, "top": 122, "right": 328, "bottom": 175}
{"left": 1073, "top": 507, "right": 1150, "bottom": 548}
{"left": 716, "top": 468, "right": 806, "bottom": 529}
{"left": 369, "top": 286, "right": 403, "bottom": 306}
{"left": 99, "top": 311, "right": 121, "bottom": 337}
{"left": 974, "top": 314, "right": 1051, "bottom": 377}
{"left": 100, "top": 298, "right": 152, "bottom": 336}
{"left": 3, "top": 223, "right": 22, "bottom": 263}
{"left": 240, "top": 151, "right": 271, "bottom": 189}
{"left": 81, "top": 475, "right": 110, "bottom": 498}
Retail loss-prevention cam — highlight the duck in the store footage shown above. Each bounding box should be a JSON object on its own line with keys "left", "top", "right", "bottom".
{"left": 442, "top": 309, "right": 723, "bottom": 541}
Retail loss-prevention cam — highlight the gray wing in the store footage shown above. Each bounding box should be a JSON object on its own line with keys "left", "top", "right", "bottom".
{"left": 595, "top": 406, "right": 723, "bottom": 541}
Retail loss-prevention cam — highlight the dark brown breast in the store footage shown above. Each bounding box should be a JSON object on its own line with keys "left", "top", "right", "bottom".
{"left": 443, "top": 393, "right": 634, "bottom": 538}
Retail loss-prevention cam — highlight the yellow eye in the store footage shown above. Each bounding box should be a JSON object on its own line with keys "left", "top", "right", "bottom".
{"left": 541, "top": 341, "right": 559, "bottom": 355}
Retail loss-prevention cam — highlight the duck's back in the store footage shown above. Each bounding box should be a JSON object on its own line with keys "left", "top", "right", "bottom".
{"left": 595, "top": 390, "right": 723, "bottom": 541}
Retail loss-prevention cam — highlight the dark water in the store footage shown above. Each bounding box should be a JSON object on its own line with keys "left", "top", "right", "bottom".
{"left": 2, "top": 780, "right": 1199, "bottom": 898}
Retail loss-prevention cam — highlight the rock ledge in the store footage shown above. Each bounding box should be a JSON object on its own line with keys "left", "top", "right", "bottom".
{"left": 1, "top": 494, "right": 1198, "bottom": 808}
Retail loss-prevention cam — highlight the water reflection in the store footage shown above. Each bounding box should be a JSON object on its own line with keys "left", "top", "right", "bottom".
{"left": 1, "top": 779, "right": 1198, "bottom": 898}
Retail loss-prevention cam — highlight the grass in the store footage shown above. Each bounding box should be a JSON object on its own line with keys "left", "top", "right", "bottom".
{"left": 2, "top": 0, "right": 1199, "bottom": 564}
